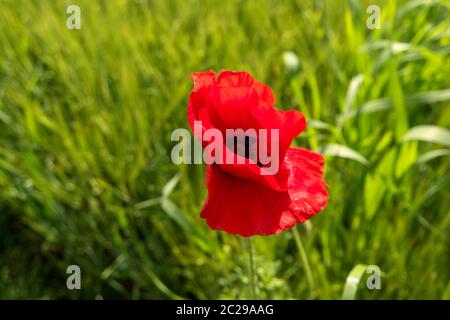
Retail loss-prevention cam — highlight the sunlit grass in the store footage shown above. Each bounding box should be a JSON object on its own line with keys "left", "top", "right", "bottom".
{"left": 0, "top": 0, "right": 449, "bottom": 299}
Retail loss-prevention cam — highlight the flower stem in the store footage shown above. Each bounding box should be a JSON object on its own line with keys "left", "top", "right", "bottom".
{"left": 246, "top": 237, "right": 257, "bottom": 299}
{"left": 293, "top": 226, "right": 316, "bottom": 299}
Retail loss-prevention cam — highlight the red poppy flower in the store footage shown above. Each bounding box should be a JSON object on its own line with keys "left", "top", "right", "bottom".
{"left": 187, "top": 70, "right": 329, "bottom": 237}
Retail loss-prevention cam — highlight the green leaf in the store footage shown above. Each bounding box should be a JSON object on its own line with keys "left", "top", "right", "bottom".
{"left": 389, "top": 60, "right": 409, "bottom": 140}
{"left": 319, "top": 144, "right": 370, "bottom": 166}
{"left": 396, "top": 142, "right": 418, "bottom": 178}
{"left": 308, "top": 119, "right": 333, "bottom": 131}
{"left": 343, "top": 74, "right": 364, "bottom": 114}
{"left": 364, "top": 173, "right": 386, "bottom": 220}
{"left": 416, "top": 148, "right": 450, "bottom": 164}
{"left": 443, "top": 282, "right": 450, "bottom": 300}
{"left": 361, "top": 40, "right": 412, "bottom": 53}
{"left": 402, "top": 125, "right": 450, "bottom": 147}
{"left": 101, "top": 255, "right": 127, "bottom": 280}
{"left": 338, "top": 89, "right": 450, "bottom": 122}
{"left": 398, "top": 0, "right": 450, "bottom": 17}
{"left": 160, "top": 198, "right": 195, "bottom": 234}
{"left": 143, "top": 266, "right": 185, "bottom": 300}
{"left": 134, "top": 197, "right": 161, "bottom": 210}
{"left": 162, "top": 174, "right": 181, "bottom": 197}
{"left": 341, "top": 264, "right": 369, "bottom": 300}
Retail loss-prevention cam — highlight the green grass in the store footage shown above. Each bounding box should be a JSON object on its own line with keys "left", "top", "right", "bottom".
{"left": 0, "top": 0, "right": 449, "bottom": 299}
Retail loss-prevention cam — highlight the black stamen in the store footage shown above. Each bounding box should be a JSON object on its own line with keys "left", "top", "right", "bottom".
{"left": 244, "top": 136, "right": 250, "bottom": 159}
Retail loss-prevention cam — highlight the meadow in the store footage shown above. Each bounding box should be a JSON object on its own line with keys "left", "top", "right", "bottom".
{"left": 0, "top": 0, "right": 449, "bottom": 299}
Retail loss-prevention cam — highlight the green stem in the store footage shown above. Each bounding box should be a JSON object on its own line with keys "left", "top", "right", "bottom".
{"left": 246, "top": 237, "right": 257, "bottom": 299}
{"left": 293, "top": 226, "right": 316, "bottom": 299}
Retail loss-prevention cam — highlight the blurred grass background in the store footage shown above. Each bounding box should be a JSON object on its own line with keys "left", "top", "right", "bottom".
{"left": 0, "top": 0, "right": 449, "bottom": 299}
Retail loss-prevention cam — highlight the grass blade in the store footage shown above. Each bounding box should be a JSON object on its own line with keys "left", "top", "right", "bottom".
{"left": 341, "top": 264, "right": 369, "bottom": 300}
{"left": 416, "top": 149, "right": 450, "bottom": 164}
{"left": 338, "top": 89, "right": 450, "bottom": 122}
{"left": 319, "top": 144, "right": 370, "bottom": 166}
{"left": 402, "top": 125, "right": 450, "bottom": 147}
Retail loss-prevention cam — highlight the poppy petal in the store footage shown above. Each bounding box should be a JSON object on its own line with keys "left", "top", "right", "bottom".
{"left": 217, "top": 70, "right": 254, "bottom": 87}
{"left": 187, "top": 71, "right": 294, "bottom": 191}
{"left": 216, "top": 70, "right": 275, "bottom": 107}
{"left": 192, "top": 70, "right": 216, "bottom": 91}
{"left": 188, "top": 71, "right": 277, "bottom": 134}
{"left": 187, "top": 70, "right": 329, "bottom": 237}
{"left": 285, "top": 147, "right": 329, "bottom": 222}
{"left": 200, "top": 165, "right": 296, "bottom": 236}
{"left": 252, "top": 108, "right": 306, "bottom": 163}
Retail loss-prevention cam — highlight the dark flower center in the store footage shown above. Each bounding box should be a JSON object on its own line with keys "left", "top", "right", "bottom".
{"left": 230, "top": 134, "right": 263, "bottom": 167}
